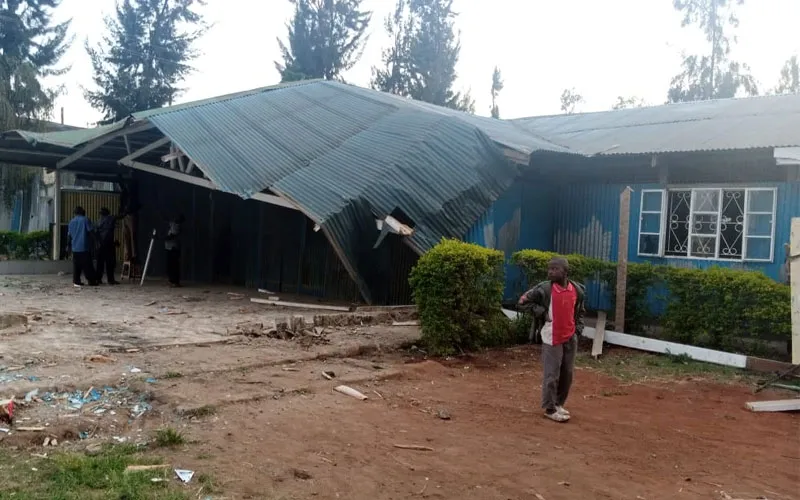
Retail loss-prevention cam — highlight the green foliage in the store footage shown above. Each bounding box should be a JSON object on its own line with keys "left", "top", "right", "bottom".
{"left": 773, "top": 55, "right": 800, "bottom": 95}
{"left": 409, "top": 239, "right": 509, "bottom": 355}
{"left": 511, "top": 249, "right": 791, "bottom": 356}
{"left": 0, "top": 231, "right": 51, "bottom": 260}
{"left": 277, "top": 0, "right": 372, "bottom": 82}
{"left": 154, "top": 427, "right": 185, "bottom": 447}
{"left": 660, "top": 266, "right": 790, "bottom": 354}
{"left": 85, "top": 0, "right": 207, "bottom": 122}
{"left": 490, "top": 66, "right": 503, "bottom": 118}
{"left": 371, "top": 0, "right": 474, "bottom": 112}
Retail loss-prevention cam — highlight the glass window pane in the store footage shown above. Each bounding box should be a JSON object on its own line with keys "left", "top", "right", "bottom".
{"left": 642, "top": 191, "right": 663, "bottom": 212}
{"left": 665, "top": 191, "right": 690, "bottom": 256}
{"left": 745, "top": 237, "right": 771, "bottom": 260}
{"left": 691, "top": 213, "right": 718, "bottom": 236}
{"left": 692, "top": 189, "right": 719, "bottom": 212}
{"left": 639, "top": 234, "right": 660, "bottom": 255}
{"left": 746, "top": 214, "right": 772, "bottom": 237}
{"left": 690, "top": 236, "right": 716, "bottom": 258}
{"left": 747, "top": 190, "right": 774, "bottom": 213}
{"left": 641, "top": 213, "right": 661, "bottom": 233}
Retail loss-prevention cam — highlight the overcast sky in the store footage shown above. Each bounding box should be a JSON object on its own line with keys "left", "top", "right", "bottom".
{"left": 47, "top": 0, "right": 800, "bottom": 127}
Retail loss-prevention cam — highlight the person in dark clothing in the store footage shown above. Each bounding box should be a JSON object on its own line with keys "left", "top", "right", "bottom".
{"left": 67, "top": 206, "right": 97, "bottom": 287}
{"left": 164, "top": 214, "right": 185, "bottom": 287}
{"left": 95, "top": 207, "right": 122, "bottom": 285}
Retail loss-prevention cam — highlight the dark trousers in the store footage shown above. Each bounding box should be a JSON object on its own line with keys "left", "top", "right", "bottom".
{"left": 96, "top": 243, "right": 117, "bottom": 283}
{"left": 541, "top": 334, "right": 577, "bottom": 411}
{"left": 72, "top": 252, "right": 96, "bottom": 285}
{"left": 166, "top": 248, "right": 181, "bottom": 285}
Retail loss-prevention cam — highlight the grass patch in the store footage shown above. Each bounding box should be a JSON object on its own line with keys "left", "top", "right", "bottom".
{"left": 577, "top": 348, "right": 757, "bottom": 384}
{"left": 0, "top": 445, "right": 187, "bottom": 499}
{"left": 154, "top": 427, "right": 186, "bottom": 448}
{"left": 164, "top": 371, "right": 183, "bottom": 379}
{"left": 182, "top": 405, "right": 216, "bottom": 419}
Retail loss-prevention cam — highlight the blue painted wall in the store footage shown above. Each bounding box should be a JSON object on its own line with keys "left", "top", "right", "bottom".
{"left": 468, "top": 177, "right": 798, "bottom": 308}
{"left": 464, "top": 178, "right": 553, "bottom": 299}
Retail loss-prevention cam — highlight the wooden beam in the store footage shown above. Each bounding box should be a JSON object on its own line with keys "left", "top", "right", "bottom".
{"left": 121, "top": 159, "right": 217, "bottom": 190}
{"left": 615, "top": 187, "right": 632, "bottom": 332}
{"left": 185, "top": 160, "right": 195, "bottom": 175}
{"left": 581, "top": 326, "right": 748, "bottom": 369}
{"left": 250, "top": 297, "right": 350, "bottom": 312}
{"left": 791, "top": 218, "right": 800, "bottom": 365}
{"left": 745, "top": 399, "right": 800, "bottom": 412}
{"left": 57, "top": 121, "right": 153, "bottom": 169}
{"left": 591, "top": 311, "right": 607, "bottom": 359}
{"left": 120, "top": 136, "right": 170, "bottom": 164}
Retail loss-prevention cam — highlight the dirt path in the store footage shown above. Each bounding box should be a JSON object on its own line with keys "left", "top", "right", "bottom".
{"left": 1, "top": 276, "right": 798, "bottom": 500}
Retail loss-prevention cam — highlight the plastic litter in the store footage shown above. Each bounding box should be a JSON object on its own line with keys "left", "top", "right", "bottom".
{"left": 145, "top": 378, "right": 157, "bottom": 384}
{"left": 78, "top": 431, "right": 89, "bottom": 440}
{"left": 24, "top": 389, "right": 39, "bottom": 403}
{"left": 174, "top": 469, "right": 194, "bottom": 483}
{"left": 130, "top": 367, "right": 142, "bottom": 374}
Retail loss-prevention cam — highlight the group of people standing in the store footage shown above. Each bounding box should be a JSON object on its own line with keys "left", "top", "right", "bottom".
{"left": 67, "top": 206, "right": 183, "bottom": 288}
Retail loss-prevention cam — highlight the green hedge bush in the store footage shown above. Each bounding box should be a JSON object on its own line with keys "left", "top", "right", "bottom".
{"left": 511, "top": 249, "right": 791, "bottom": 356}
{"left": 0, "top": 231, "right": 51, "bottom": 260}
{"left": 409, "top": 239, "right": 515, "bottom": 355}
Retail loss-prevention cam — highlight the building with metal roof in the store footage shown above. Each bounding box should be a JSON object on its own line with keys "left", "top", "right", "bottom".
{"left": 0, "top": 81, "right": 798, "bottom": 305}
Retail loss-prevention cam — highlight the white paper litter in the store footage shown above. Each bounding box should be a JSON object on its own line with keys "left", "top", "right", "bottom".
{"left": 174, "top": 469, "right": 194, "bottom": 483}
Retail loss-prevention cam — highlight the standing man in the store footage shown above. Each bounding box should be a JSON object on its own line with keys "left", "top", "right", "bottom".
{"left": 67, "top": 206, "right": 97, "bottom": 288}
{"left": 518, "top": 257, "right": 585, "bottom": 423}
{"left": 95, "top": 207, "right": 121, "bottom": 285}
{"left": 165, "top": 214, "right": 185, "bottom": 287}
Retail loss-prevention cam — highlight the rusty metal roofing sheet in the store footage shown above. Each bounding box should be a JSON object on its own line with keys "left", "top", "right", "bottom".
{"left": 511, "top": 92, "right": 800, "bottom": 155}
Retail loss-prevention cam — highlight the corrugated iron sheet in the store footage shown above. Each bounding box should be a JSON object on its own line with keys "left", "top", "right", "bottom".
{"left": 512, "top": 93, "right": 800, "bottom": 155}
{"left": 61, "top": 190, "right": 125, "bottom": 262}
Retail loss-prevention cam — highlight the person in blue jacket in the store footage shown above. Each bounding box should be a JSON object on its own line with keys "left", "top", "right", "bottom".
{"left": 67, "top": 206, "right": 97, "bottom": 287}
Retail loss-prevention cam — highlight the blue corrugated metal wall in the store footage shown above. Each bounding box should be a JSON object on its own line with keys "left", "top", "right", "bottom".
{"left": 464, "top": 179, "right": 554, "bottom": 299}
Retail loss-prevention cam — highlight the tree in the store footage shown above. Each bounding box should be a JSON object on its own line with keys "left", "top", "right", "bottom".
{"left": 0, "top": 0, "right": 71, "bottom": 207}
{"left": 612, "top": 96, "right": 646, "bottom": 110}
{"left": 276, "top": 0, "right": 371, "bottom": 82}
{"left": 85, "top": 0, "right": 206, "bottom": 123}
{"left": 560, "top": 88, "right": 583, "bottom": 114}
{"left": 371, "top": 0, "right": 474, "bottom": 113}
{"left": 773, "top": 55, "right": 800, "bottom": 95}
{"left": 490, "top": 66, "right": 503, "bottom": 118}
{"left": 668, "top": 0, "right": 757, "bottom": 102}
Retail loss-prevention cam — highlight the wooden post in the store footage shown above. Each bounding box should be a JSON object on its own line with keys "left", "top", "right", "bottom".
{"left": 615, "top": 187, "right": 632, "bottom": 333}
{"left": 791, "top": 218, "right": 800, "bottom": 365}
{"left": 52, "top": 170, "right": 61, "bottom": 260}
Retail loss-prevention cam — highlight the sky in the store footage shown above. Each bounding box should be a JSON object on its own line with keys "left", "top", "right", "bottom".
{"left": 46, "top": 0, "right": 800, "bottom": 127}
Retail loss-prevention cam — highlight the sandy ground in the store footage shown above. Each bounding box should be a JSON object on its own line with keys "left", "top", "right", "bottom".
{"left": 0, "top": 275, "right": 798, "bottom": 500}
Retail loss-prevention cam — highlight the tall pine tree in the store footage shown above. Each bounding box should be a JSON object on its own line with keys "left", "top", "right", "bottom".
{"left": 85, "top": 0, "right": 206, "bottom": 122}
{"left": 668, "top": 0, "right": 757, "bottom": 102}
{"left": 372, "top": 0, "right": 474, "bottom": 113}
{"left": 276, "top": 0, "right": 371, "bottom": 82}
{"left": 490, "top": 66, "right": 503, "bottom": 118}
{"left": 773, "top": 55, "right": 800, "bottom": 95}
{"left": 0, "top": 0, "right": 71, "bottom": 207}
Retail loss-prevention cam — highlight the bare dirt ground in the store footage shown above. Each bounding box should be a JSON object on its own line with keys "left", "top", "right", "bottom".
{"left": 1, "top": 275, "right": 798, "bottom": 500}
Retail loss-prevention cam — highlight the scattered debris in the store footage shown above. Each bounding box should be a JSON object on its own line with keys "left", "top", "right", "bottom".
{"left": 1, "top": 397, "right": 16, "bottom": 425}
{"left": 227, "top": 292, "right": 245, "bottom": 300}
{"left": 174, "top": 469, "right": 194, "bottom": 483}
{"left": 0, "top": 313, "right": 28, "bottom": 330}
{"left": 42, "top": 437, "right": 50, "bottom": 447}
{"left": 436, "top": 409, "right": 451, "bottom": 420}
{"left": 17, "top": 427, "right": 46, "bottom": 432}
{"left": 130, "top": 367, "right": 142, "bottom": 373}
{"left": 251, "top": 297, "right": 350, "bottom": 312}
{"left": 754, "top": 364, "right": 800, "bottom": 393}
{"left": 144, "top": 301, "right": 157, "bottom": 306}
{"left": 126, "top": 464, "right": 170, "bottom": 473}
{"left": 558, "top": 481, "right": 571, "bottom": 487}
{"left": 0, "top": 427, "right": 9, "bottom": 433}
{"left": 393, "top": 444, "right": 434, "bottom": 452}
{"left": 334, "top": 385, "right": 368, "bottom": 400}
{"left": 86, "top": 354, "right": 117, "bottom": 363}
{"left": 292, "top": 468, "right": 313, "bottom": 480}
{"left": 770, "top": 383, "right": 800, "bottom": 392}
{"left": 372, "top": 390, "right": 384, "bottom": 399}
{"left": 145, "top": 378, "right": 157, "bottom": 384}
{"left": 321, "top": 370, "right": 336, "bottom": 380}
{"left": 24, "top": 389, "right": 38, "bottom": 403}
{"left": 534, "top": 494, "right": 546, "bottom": 500}
{"left": 745, "top": 399, "right": 800, "bottom": 412}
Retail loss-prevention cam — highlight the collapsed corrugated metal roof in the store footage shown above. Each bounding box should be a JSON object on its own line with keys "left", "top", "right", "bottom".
{"left": 511, "top": 92, "right": 800, "bottom": 155}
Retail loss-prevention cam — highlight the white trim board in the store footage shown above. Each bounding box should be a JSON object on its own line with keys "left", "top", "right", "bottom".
{"left": 581, "top": 326, "right": 748, "bottom": 369}
{"left": 251, "top": 297, "right": 350, "bottom": 312}
{"left": 745, "top": 399, "right": 800, "bottom": 412}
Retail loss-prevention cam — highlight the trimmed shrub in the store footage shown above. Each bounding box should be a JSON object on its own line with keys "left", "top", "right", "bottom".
{"left": 510, "top": 249, "right": 791, "bottom": 357}
{"left": 0, "top": 231, "right": 51, "bottom": 260}
{"left": 409, "top": 239, "right": 508, "bottom": 355}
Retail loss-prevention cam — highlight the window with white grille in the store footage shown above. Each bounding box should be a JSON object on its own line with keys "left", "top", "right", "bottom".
{"left": 637, "top": 187, "right": 776, "bottom": 262}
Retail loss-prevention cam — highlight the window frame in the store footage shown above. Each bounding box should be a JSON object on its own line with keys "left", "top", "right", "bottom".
{"left": 636, "top": 186, "right": 777, "bottom": 263}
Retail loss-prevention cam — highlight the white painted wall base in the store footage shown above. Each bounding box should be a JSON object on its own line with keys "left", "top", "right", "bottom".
{"left": 0, "top": 260, "right": 71, "bottom": 275}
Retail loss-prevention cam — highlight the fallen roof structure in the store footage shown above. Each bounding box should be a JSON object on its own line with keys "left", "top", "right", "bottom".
{"left": 0, "top": 80, "right": 570, "bottom": 303}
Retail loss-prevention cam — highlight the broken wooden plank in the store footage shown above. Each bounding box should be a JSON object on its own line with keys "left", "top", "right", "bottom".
{"left": 744, "top": 399, "right": 800, "bottom": 412}
{"left": 125, "top": 464, "right": 170, "bottom": 473}
{"left": 392, "top": 320, "right": 419, "bottom": 326}
{"left": 581, "top": 327, "right": 748, "bottom": 368}
{"left": 251, "top": 298, "right": 349, "bottom": 312}
{"left": 334, "top": 385, "right": 368, "bottom": 400}
{"left": 16, "top": 427, "right": 46, "bottom": 432}
{"left": 770, "top": 383, "right": 800, "bottom": 392}
{"left": 393, "top": 444, "right": 434, "bottom": 452}
{"left": 591, "top": 311, "right": 607, "bottom": 359}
